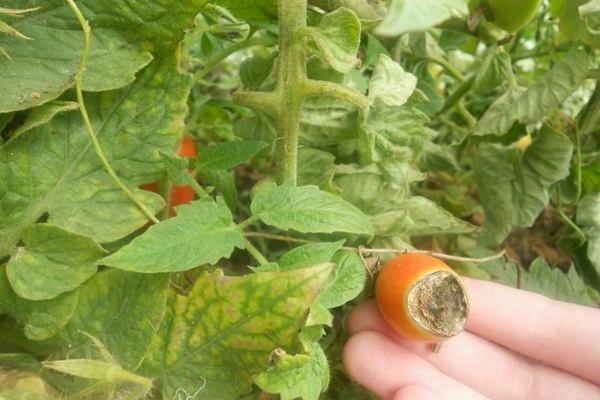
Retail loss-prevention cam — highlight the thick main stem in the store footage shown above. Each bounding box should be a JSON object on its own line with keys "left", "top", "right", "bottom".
{"left": 275, "top": 0, "right": 307, "bottom": 184}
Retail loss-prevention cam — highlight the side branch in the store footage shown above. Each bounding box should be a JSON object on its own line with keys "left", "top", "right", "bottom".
{"left": 301, "top": 79, "right": 369, "bottom": 110}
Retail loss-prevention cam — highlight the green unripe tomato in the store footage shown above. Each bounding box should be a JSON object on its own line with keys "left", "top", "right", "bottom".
{"left": 485, "top": 0, "right": 542, "bottom": 33}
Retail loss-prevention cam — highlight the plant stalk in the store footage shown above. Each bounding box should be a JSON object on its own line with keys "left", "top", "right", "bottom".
{"left": 274, "top": 0, "right": 308, "bottom": 185}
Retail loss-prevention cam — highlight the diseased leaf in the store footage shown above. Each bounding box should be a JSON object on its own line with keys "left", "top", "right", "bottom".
{"left": 475, "top": 50, "right": 589, "bottom": 136}
{"left": 300, "top": 97, "right": 359, "bottom": 146}
{"left": 48, "top": 173, "right": 166, "bottom": 244}
{"left": 100, "top": 198, "right": 245, "bottom": 273}
{"left": 473, "top": 47, "right": 512, "bottom": 95}
{"left": 142, "top": 264, "right": 333, "bottom": 399}
{"left": 7, "top": 101, "right": 79, "bottom": 143}
{"left": 359, "top": 102, "right": 430, "bottom": 163}
{"left": 0, "top": 266, "right": 78, "bottom": 341}
{"left": 303, "top": 8, "right": 361, "bottom": 73}
{"left": 335, "top": 161, "right": 425, "bottom": 215}
{"left": 482, "top": 257, "right": 599, "bottom": 307}
{"left": 376, "top": 0, "right": 467, "bottom": 36}
{"left": 297, "top": 147, "right": 337, "bottom": 188}
{"left": 0, "top": 59, "right": 189, "bottom": 257}
{"left": 56, "top": 269, "right": 169, "bottom": 370}
{"left": 368, "top": 54, "right": 417, "bottom": 107}
{"left": 0, "top": 0, "right": 209, "bottom": 112}
{"left": 474, "top": 127, "right": 574, "bottom": 245}
{"left": 370, "top": 196, "right": 477, "bottom": 237}
{"left": 255, "top": 342, "right": 329, "bottom": 400}
{"left": 251, "top": 184, "right": 374, "bottom": 235}
{"left": 7, "top": 224, "right": 105, "bottom": 301}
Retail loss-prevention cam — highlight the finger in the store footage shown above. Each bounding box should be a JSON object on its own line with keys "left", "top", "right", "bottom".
{"left": 463, "top": 278, "right": 600, "bottom": 384}
{"left": 393, "top": 385, "right": 442, "bottom": 400}
{"left": 347, "top": 300, "right": 600, "bottom": 400}
{"left": 343, "top": 330, "right": 487, "bottom": 400}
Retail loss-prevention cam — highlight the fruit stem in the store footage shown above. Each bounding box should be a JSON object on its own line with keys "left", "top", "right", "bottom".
{"left": 244, "top": 238, "right": 270, "bottom": 265}
{"left": 244, "top": 232, "right": 507, "bottom": 264}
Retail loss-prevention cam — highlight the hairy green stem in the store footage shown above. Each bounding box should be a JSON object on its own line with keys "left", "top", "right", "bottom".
{"left": 302, "top": 79, "right": 368, "bottom": 109}
{"left": 556, "top": 200, "right": 586, "bottom": 244}
{"left": 437, "top": 75, "right": 474, "bottom": 115}
{"left": 455, "top": 101, "right": 477, "bottom": 128}
{"left": 430, "top": 57, "right": 465, "bottom": 82}
{"left": 232, "top": 0, "right": 369, "bottom": 185}
{"left": 65, "top": 0, "right": 159, "bottom": 224}
{"left": 274, "top": 0, "right": 308, "bottom": 184}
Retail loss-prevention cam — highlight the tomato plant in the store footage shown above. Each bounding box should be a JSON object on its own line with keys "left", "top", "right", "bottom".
{"left": 0, "top": 0, "right": 599, "bottom": 399}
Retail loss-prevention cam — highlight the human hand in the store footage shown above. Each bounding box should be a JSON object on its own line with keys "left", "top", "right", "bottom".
{"left": 343, "top": 278, "right": 600, "bottom": 400}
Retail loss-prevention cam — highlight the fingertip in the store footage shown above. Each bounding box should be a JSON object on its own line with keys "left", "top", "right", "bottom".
{"left": 345, "top": 300, "right": 379, "bottom": 335}
{"left": 393, "top": 385, "right": 442, "bottom": 400}
{"left": 342, "top": 330, "right": 403, "bottom": 399}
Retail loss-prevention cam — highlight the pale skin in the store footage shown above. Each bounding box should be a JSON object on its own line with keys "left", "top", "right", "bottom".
{"left": 343, "top": 278, "right": 600, "bottom": 400}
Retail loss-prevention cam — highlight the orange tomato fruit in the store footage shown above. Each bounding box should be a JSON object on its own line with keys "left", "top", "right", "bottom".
{"left": 140, "top": 135, "right": 197, "bottom": 217}
{"left": 375, "top": 253, "right": 469, "bottom": 343}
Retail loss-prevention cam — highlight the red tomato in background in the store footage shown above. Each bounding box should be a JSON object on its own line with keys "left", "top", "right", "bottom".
{"left": 140, "top": 135, "right": 197, "bottom": 217}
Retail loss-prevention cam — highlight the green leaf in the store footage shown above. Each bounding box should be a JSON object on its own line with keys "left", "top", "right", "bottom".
{"left": 6, "top": 101, "right": 79, "bottom": 143}
{"left": 581, "top": 158, "right": 600, "bottom": 196}
{"left": 255, "top": 342, "right": 329, "bottom": 400}
{"left": 474, "top": 50, "right": 589, "bottom": 136}
{"left": 375, "top": 0, "right": 468, "bottom": 36}
{"left": 0, "top": 266, "right": 78, "bottom": 340}
{"left": 213, "top": 0, "right": 278, "bottom": 23}
{"left": 472, "top": 47, "right": 512, "bottom": 95}
{"left": 101, "top": 198, "right": 245, "bottom": 273}
{"left": 240, "top": 53, "right": 277, "bottom": 90}
{"left": 368, "top": 54, "right": 418, "bottom": 107}
{"left": 7, "top": 224, "right": 105, "bottom": 301}
{"left": 303, "top": 8, "right": 361, "bottom": 73}
{"left": 0, "top": 0, "right": 209, "bottom": 112}
{"left": 279, "top": 241, "right": 345, "bottom": 271}
{"left": 195, "top": 141, "right": 267, "bottom": 171}
{"left": 474, "top": 127, "right": 574, "bottom": 245}
{"left": 0, "top": 59, "right": 189, "bottom": 257}
{"left": 200, "top": 169, "right": 239, "bottom": 210}
{"left": 297, "top": 147, "right": 337, "bottom": 189}
{"left": 370, "top": 196, "right": 477, "bottom": 237}
{"left": 0, "top": 112, "right": 13, "bottom": 133}
{"left": 482, "top": 257, "right": 599, "bottom": 307}
{"left": 56, "top": 269, "right": 169, "bottom": 370}
{"left": 577, "top": 192, "right": 600, "bottom": 275}
{"left": 251, "top": 184, "right": 374, "bottom": 236}
{"left": 317, "top": 250, "right": 366, "bottom": 308}
{"left": 143, "top": 264, "right": 333, "bottom": 399}
{"left": 553, "top": 0, "right": 600, "bottom": 48}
